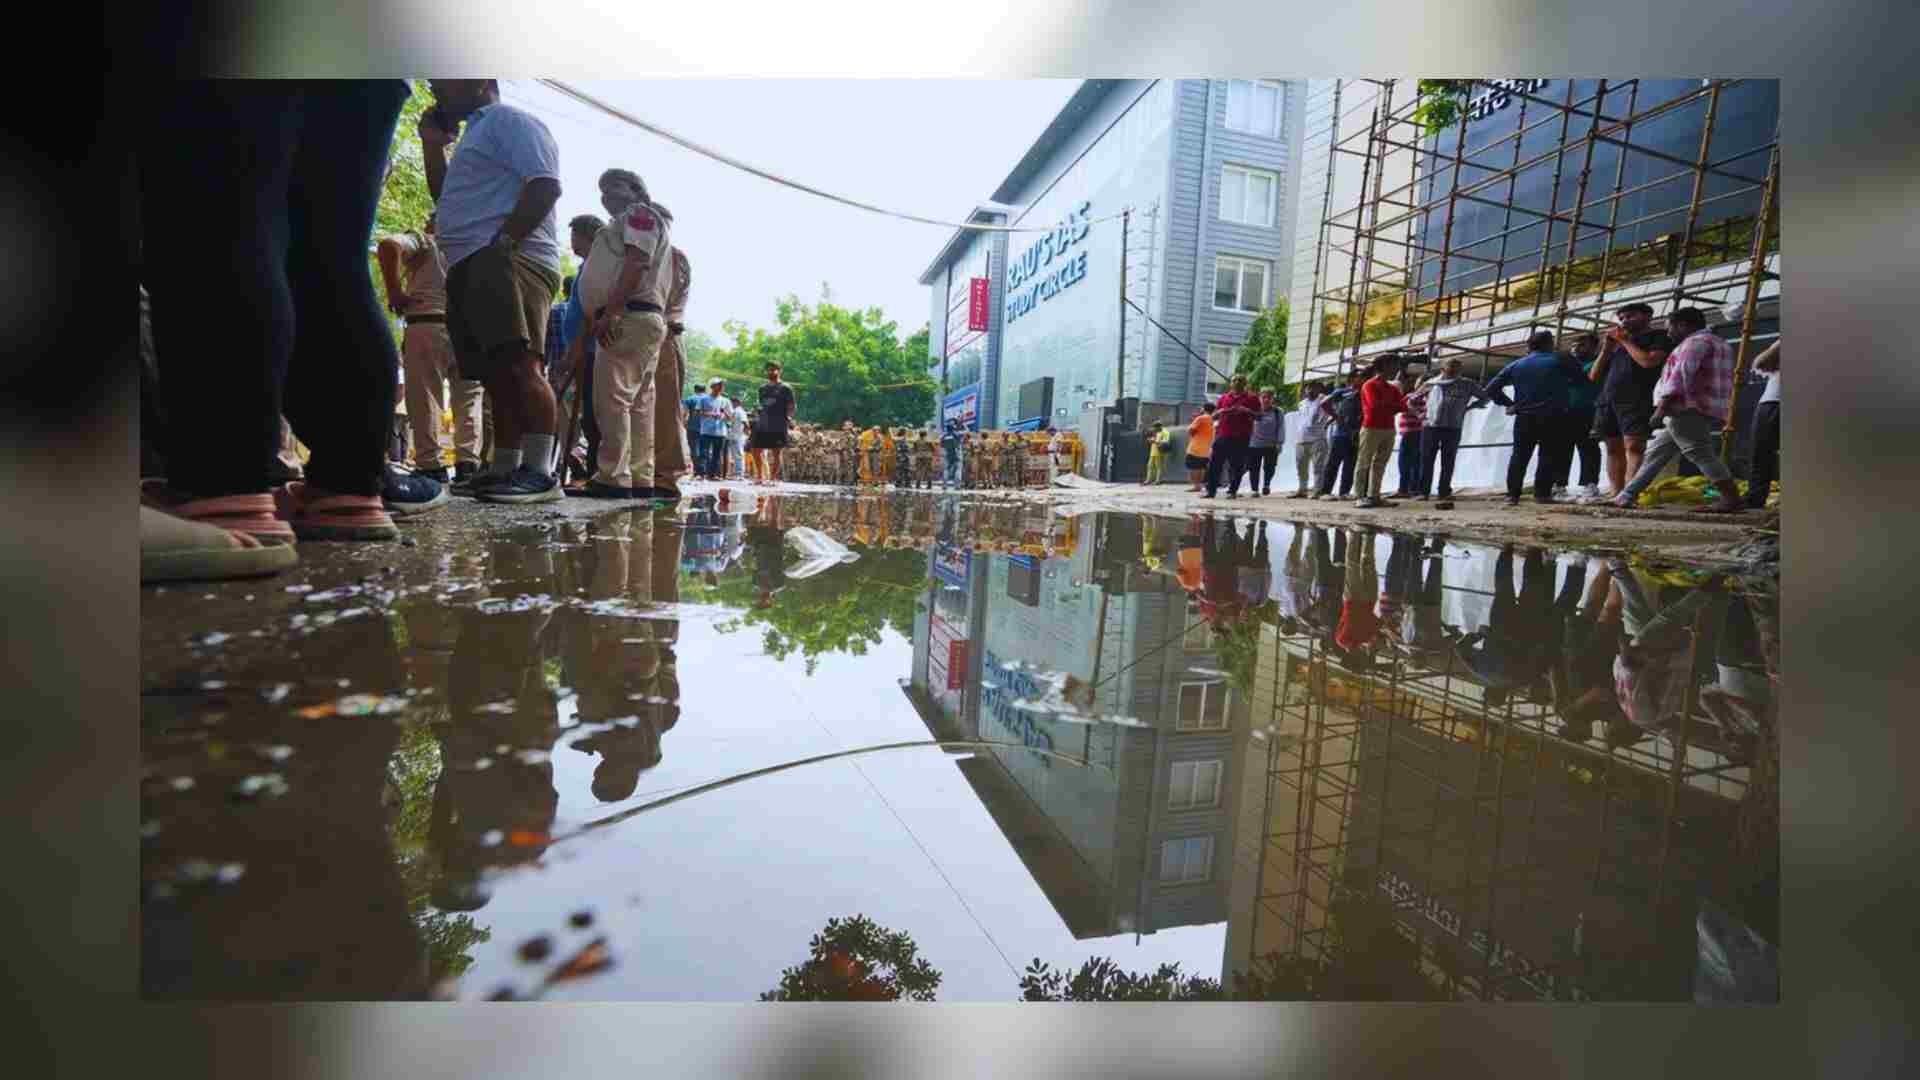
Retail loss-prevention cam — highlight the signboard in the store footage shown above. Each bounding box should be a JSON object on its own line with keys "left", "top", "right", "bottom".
{"left": 1005, "top": 201, "right": 1093, "bottom": 325}
{"left": 968, "top": 277, "right": 990, "bottom": 332}
{"left": 947, "top": 640, "right": 970, "bottom": 691}
{"left": 932, "top": 542, "right": 972, "bottom": 589}
{"left": 942, "top": 385, "right": 981, "bottom": 432}
{"left": 980, "top": 651, "right": 1056, "bottom": 765}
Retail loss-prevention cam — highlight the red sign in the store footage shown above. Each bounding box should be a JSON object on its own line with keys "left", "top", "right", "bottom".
{"left": 947, "top": 641, "right": 970, "bottom": 691}
{"left": 967, "top": 277, "right": 989, "bottom": 332}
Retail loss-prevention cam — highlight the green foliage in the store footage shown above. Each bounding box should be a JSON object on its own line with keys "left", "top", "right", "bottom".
{"left": 1231, "top": 300, "right": 1294, "bottom": 404}
{"left": 707, "top": 296, "right": 935, "bottom": 427}
{"left": 685, "top": 545, "right": 926, "bottom": 675}
{"left": 1412, "top": 80, "right": 1475, "bottom": 137}
{"left": 1019, "top": 957, "right": 1226, "bottom": 1001}
{"left": 761, "top": 915, "right": 943, "bottom": 1001}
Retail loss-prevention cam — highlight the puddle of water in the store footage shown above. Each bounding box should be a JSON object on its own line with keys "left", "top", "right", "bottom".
{"left": 141, "top": 493, "right": 1778, "bottom": 1002}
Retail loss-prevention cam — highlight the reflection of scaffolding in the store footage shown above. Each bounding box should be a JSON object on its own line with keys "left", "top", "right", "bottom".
{"left": 1301, "top": 78, "right": 1779, "bottom": 460}
{"left": 1245, "top": 594, "right": 1778, "bottom": 1001}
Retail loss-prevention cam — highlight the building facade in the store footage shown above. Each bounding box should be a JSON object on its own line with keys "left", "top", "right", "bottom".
{"left": 921, "top": 79, "right": 1305, "bottom": 434}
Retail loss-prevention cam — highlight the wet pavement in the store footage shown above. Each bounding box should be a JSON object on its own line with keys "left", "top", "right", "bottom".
{"left": 140, "top": 489, "right": 1779, "bottom": 1001}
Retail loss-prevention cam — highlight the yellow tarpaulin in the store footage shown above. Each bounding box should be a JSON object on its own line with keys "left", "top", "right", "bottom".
{"left": 1634, "top": 475, "right": 1779, "bottom": 510}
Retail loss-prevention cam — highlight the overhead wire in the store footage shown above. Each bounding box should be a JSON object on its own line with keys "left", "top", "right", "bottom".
{"left": 535, "top": 78, "right": 1134, "bottom": 234}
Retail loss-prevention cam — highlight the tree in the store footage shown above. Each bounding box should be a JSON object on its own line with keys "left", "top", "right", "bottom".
{"left": 761, "top": 915, "right": 943, "bottom": 1001}
{"left": 1411, "top": 80, "right": 1475, "bottom": 137}
{"left": 706, "top": 297, "right": 936, "bottom": 427}
{"left": 1017, "top": 952, "right": 1329, "bottom": 1001}
{"left": 1231, "top": 300, "right": 1294, "bottom": 407}
{"left": 683, "top": 545, "right": 926, "bottom": 675}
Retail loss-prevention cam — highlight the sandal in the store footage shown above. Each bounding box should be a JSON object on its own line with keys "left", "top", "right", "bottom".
{"left": 275, "top": 481, "right": 400, "bottom": 542}
{"left": 141, "top": 481, "right": 297, "bottom": 546}
{"left": 141, "top": 505, "right": 298, "bottom": 584}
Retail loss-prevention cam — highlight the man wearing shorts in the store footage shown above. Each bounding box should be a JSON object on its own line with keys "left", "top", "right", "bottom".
{"left": 753, "top": 362, "right": 797, "bottom": 484}
{"left": 423, "top": 79, "right": 566, "bottom": 503}
{"left": 1587, "top": 301, "right": 1672, "bottom": 500}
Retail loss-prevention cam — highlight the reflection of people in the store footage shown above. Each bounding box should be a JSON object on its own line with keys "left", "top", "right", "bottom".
{"left": 1384, "top": 532, "right": 1452, "bottom": 670}
{"left": 1335, "top": 527, "right": 1382, "bottom": 654}
{"left": 750, "top": 496, "right": 790, "bottom": 608}
{"left": 1458, "top": 546, "right": 1582, "bottom": 703}
{"left": 567, "top": 510, "right": 684, "bottom": 802}
{"left": 431, "top": 527, "right": 565, "bottom": 909}
{"left": 1606, "top": 560, "right": 1721, "bottom": 735}
{"left": 1550, "top": 559, "right": 1625, "bottom": 742}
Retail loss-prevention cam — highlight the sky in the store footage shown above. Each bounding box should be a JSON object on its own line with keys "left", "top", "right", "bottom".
{"left": 494, "top": 79, "right": 1083, "bottom": 346}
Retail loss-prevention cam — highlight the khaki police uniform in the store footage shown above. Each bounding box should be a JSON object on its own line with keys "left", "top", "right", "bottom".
{"left": 579, "top": 200, "right": 671, "bottom": 490}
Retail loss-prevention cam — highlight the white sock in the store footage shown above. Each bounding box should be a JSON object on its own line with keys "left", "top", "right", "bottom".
{"left": 522, "top": 434, "right": 556, "bottom": 478}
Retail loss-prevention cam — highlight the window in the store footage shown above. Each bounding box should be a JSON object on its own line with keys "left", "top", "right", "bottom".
{"left": 1225, "top": 80, "right": 1284, "bottom": 137}
{"left": 1183, "top": 602, "right": 1214, "bottom": 651}
{"left": 1207, "top": 344, "right": 1241, "bottom": 398}
{"left": 1169, "top": 761, "right": 1224, "bottom": 810}
{"left": 1178, "top": 681, "right": 1230, "bottom": 731}
{"left": 1161, "top": 836, "right": 1214, "bottom": 883}
{"left": 1214, "top": 256, "right": 1269, "bottom": 313}
{"left": 1220, "top": 165, "right": 1279, "bottom": 226}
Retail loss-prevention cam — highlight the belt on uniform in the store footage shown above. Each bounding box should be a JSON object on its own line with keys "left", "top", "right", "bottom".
{"left": 592, "top": 301, "right": 664, "bottom": 317}
{"left": 405, "top": 314, "right": 446, "bottom": 325}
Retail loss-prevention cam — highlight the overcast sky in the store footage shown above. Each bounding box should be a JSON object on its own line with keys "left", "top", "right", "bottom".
{"left": 494, "top": 79, "right": 1081, "bottom": 344}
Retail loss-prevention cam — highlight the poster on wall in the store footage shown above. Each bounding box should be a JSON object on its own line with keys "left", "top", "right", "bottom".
{"left": 943, "top": 385, "right": 981, "bottom": 431}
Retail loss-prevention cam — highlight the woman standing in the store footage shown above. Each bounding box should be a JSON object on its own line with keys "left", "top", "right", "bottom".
{"left": 1185, "top": 403, "right": 1216, "bottom": 493}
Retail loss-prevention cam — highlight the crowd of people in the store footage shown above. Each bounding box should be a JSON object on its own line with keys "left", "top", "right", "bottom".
{"left": 1161, "top": 304, "right": 1777, "bottom": 515}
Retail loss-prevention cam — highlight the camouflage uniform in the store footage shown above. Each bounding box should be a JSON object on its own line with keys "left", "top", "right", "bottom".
{"left": 912, "top": 433, "right": 936, "bottom": 489}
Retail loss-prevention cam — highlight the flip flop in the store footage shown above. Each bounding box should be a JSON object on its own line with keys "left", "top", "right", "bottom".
{"left": 141, "top": 482, "right": 297, "bottom": 546}
{"left": 275, "top": 482, "right": 400, "bottom": 542}
{"left": 141, "top": 505, "right": 298, "bottom": 584}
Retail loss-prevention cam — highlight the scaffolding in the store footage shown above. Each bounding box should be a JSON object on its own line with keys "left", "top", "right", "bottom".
{"left": 1297, "top": 78, "right": 1780, "bottom": 462}
{"left": 1241, "top": 566, "right": 1779, "bottom": 1001}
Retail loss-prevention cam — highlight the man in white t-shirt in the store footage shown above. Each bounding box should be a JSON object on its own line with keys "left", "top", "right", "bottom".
{"left": 730, "top": 401, "right": 750, "bottom": 479}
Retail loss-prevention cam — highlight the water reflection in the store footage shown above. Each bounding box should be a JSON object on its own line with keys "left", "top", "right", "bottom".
{"left": 140, "top": 496, "right": 1777, "bottom": 1002}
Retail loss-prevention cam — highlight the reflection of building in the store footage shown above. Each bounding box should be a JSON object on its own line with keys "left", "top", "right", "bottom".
{"left": 1226, "top": 617, "right": 1776, "bottom": 1001}
{"left": 905, "top": 513, "right": 1259, "bottom": 940}
{"left": 920, "top": 79, "right": 1305, "bottom": 438}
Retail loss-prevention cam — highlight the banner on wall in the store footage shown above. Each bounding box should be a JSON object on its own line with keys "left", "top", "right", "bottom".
{"left": 968, "top": 277, "right": 990, "bottom": 332}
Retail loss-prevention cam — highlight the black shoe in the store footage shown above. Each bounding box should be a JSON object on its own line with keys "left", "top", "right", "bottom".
{"left": 478, "top": 466, "right": 564, "bottom": 504}
{"left": 383, "top": 467, "right": 448, "bottom": 517}
{"left": 1200, "top": 493, "right": 1216, "bottom": 500}
{"left": 1434, "top": 499, "right": 1454, "bottom": 510}
{"left": 1535, "top": 495, "right": 1557, "bottom": 505}
{"left": 581, "top": 480, "right": 635, "bottom": 499}
{"left": 415, "top": 466, "right": 451, "bottom": 484}
{"left": 1505, "top": 497, "right": 1521, "bottom": 507}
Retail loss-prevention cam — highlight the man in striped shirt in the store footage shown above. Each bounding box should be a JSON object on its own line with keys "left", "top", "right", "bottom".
{"left": 1612, "top": 308, "right": 1743, "bottom": 513}
{"left": 1390, "top": 369, "right": 1424, "bottom": 499}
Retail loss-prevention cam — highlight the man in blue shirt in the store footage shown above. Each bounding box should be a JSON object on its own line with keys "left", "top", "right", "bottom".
{"left": 1485, "top": 330, "right": 1590, "bottom": 506}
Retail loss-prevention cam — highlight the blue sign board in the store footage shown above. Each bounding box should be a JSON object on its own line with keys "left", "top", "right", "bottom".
{"left": 942, "top": 384, "right": 981, "bottom": 432}
{"left": 1005, "top": 201, "right": 1093, "bottom": 325}
{"left": 932, "top": 542, "right": 971, "bottom": 590}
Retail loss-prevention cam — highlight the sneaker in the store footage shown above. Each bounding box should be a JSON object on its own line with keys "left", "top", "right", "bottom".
{"left": 1200, "top": 493, "right": 1216, "bottom": 500}
{"left": 1414, "top": 494, "right": 1429, "bottom": 501}
{"left": 413, "top": 466, "right": 451, "bottom": 484}
{"left": 477, "top": 467, "right": 564, "bottom": 504}
{"left": 1354, "top": 499, "right": 1373, "bottom": 509}
{"left": 383, "top": 467, "right": 448, "bottom": 517}
{"left": 452, "top": 469, "right": 511, "bottom": 496}
{"left": 1309, "top": 493, "right": 1324, "bottom": 501}
{"left": 1434, "top": 499, "right": 1454, "bottom": 510}
{"left": 583, "top": 480, "right": 637, "bottom": 500}
{"left": 1575, "top": 484, "right": 1601, "bottom": 501}
{"left": 1504, "top": 497, "right": 1521, "bottom": 507}
{"left": 1224, "top": 492, "right": 1238, "bottom": 501}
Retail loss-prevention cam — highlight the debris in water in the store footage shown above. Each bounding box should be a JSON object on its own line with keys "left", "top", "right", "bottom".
{"left": 295, "top": 694, "right": 408, "bottom": 719}
{"left": 517, "top": 935, "right": 555, "bottom": 964}
{"left": 285, "top": 584, "right": 313, "bottom": 593}
{"left": 480, "top": 830, "right": 505, "bottom": 848}
{"left": 542, "top": 937, "right": 613, "bottom": 987}
{"left": 261, "top": 684, "right": 292, "bottom": 705}
{"left": 568, "top": 910, "right": 594, "bottom": 929}
{"left": 198, "top": 632, "right": 232, "bottom": 647}
{"left": 232, "top": 774, "right": 290, "bottom": 801}
{"left": 169, "top": 776, "right": 196, "bottom": 792}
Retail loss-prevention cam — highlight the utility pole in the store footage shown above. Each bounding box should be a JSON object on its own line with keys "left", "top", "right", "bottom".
{"left": 1116, "top": 208, "right": 1131, "bottom": 403}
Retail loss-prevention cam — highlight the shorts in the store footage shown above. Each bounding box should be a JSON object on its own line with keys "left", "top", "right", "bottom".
{"left": 750, "top": 429, "right": 790, "bottom": 450}
{"left": 1591, "top": 397, "right": 1653, "bottom": 441}
{"left": 1185, "top": 454, "right": 1210, "bottom": 472}
{"left": 444, "top": 245, "right": 562, "bottom": 383}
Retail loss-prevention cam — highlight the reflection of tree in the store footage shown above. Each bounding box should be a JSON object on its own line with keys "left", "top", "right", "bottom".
{"left": 685, "top": 547, "right": 927, "bottom": 675}
{"left": 761, "top": 915, "right": 942, "bottom": 1001}
{"left": 385, "top": 712, "right": 491, "bottom": 984}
